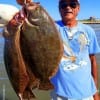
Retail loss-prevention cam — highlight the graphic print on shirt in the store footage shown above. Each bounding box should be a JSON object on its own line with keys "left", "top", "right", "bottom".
{"left": 61, "top": 29, "right": 90, "bottom": 71}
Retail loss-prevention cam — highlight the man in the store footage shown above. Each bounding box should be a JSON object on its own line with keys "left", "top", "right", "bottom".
{"left": 50, "top": 0, "right": 100, "bottom": 100}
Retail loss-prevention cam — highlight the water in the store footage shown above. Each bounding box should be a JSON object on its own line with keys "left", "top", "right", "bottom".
{"left": 0, "top": 24, "right": 100, "bottom": 100}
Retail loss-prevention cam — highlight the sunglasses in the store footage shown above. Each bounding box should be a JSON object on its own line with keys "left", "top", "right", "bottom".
{"left": 59, "top": 2, "right": 79, "bottom": 9}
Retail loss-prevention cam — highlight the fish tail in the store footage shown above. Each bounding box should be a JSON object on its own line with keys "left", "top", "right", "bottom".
{"left": 39, "top": 80, "right": 54, "bottom": 90}
{"left": 23, "top": 89, "right": 36, "bottom": 99}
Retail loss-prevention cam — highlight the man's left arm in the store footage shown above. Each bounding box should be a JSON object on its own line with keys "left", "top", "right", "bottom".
{"left": 89, "top": 54, "right": 99, "bottom": 100}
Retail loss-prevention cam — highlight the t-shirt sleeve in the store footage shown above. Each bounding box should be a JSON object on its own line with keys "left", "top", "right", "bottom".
{"left": 88, "top": 28, "right": 100, "bottom": 54}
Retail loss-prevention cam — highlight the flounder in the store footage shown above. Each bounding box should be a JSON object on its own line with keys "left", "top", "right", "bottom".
{"left": 21, "top": 2, "right": 63, "bottom": 87}
{"left": 3, "top": 1, "right": 63, "bottom": 100}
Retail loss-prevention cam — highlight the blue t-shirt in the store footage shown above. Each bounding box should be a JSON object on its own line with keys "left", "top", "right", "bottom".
{"left": 50, "top": 21, "right": 100, "bottom": 99}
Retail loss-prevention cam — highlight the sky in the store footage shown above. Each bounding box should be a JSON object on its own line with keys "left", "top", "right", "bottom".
{"left": 0, "top": 0, "right": 100, "bottom": 20}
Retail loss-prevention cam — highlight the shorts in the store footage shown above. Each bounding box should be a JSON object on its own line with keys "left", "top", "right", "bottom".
{"left": 50, "top": 90, "right": 94, "bottom": 100}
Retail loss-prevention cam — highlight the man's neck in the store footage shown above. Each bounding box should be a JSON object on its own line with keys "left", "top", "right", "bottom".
{"left": 62, "top": 19, "right": 78, "bottom": 28}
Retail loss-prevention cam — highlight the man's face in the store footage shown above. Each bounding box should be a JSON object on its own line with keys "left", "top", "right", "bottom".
{"left": 59, "top": 0, "right": 80, "bottom": 21}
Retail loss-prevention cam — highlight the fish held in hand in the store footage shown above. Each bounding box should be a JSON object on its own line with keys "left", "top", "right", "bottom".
{"left": 3, "top": 2, "right": 63, "bottom": 100}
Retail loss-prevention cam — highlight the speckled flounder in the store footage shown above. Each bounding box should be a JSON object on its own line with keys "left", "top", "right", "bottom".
{"left": 3, "top": 2, "right": 63, "bottom": 100}
{"left": 21, "top": 2, "right": 63, "bottom": 87}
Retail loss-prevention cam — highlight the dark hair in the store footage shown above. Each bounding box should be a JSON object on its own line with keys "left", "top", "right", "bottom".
{"left": 59, "top": 0, "right": 80, "bottom": 5}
